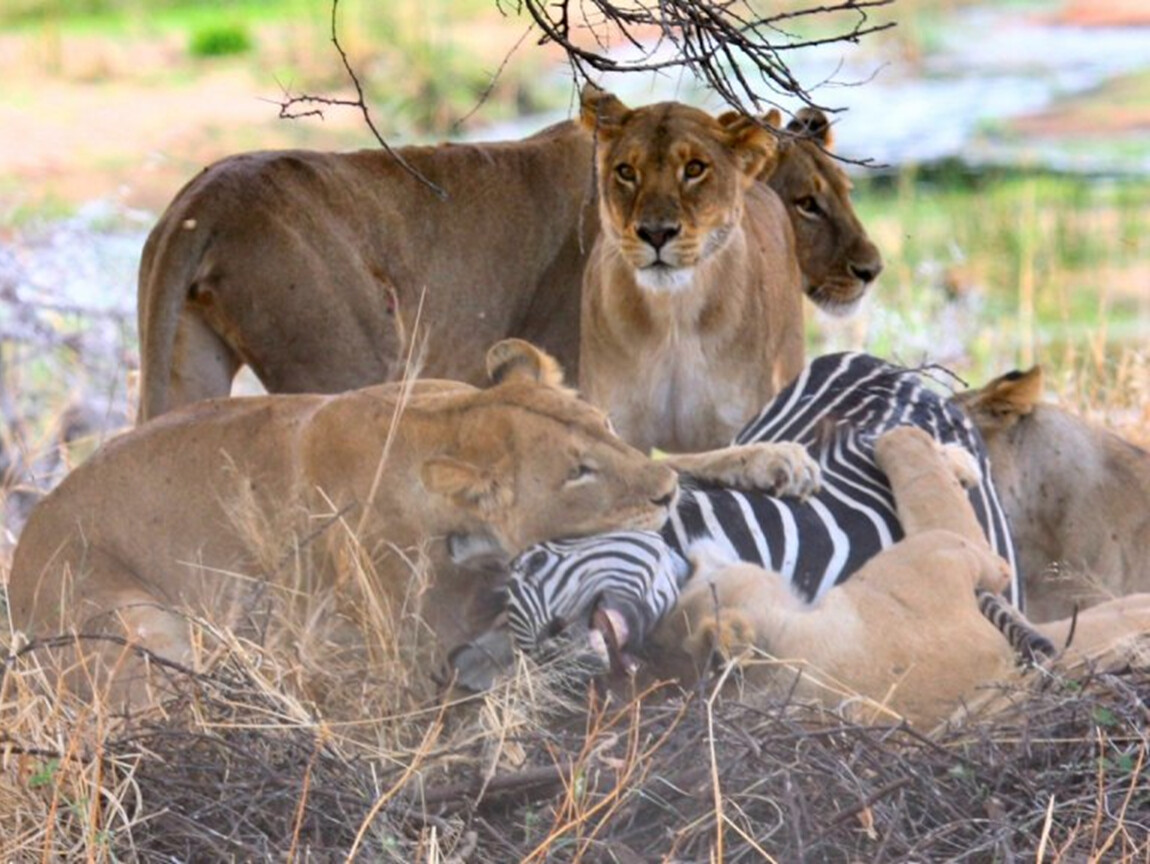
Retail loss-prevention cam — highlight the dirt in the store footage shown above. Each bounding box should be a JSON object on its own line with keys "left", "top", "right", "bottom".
{"left": 0, "top": 32, "right": 377, "bottom": 219}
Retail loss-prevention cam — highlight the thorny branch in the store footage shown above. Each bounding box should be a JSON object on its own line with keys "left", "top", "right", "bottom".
{"left": 275, "top": 0, "right": 897, "bottom": 177}
{"left": 522, "top": 0, "right": 897, "bottom": 115}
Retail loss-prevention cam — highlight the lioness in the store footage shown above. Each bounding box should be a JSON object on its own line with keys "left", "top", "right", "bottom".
{"left": 955, "top": 366, "right": 1150, "bottom": 621}
{"left": 577, "top": 88, "right": 878, "bottom": 453}
{"left": 653, "top": 426, "right": 1019, "bottom": 728}
{"left": 764, "top": 107, "right": 884, "bottom": 313}
{"left": 7, "top": 340, "right": 678, "bottom": 703}
{"left": 135, "top": 119, "right": 596, "bottom": 422}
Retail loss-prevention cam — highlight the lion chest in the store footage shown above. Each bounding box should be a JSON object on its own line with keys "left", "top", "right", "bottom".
{"left": 617, "top": 332, "right": 752, "bottom": 453}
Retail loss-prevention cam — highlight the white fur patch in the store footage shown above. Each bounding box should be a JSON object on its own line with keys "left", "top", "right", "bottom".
{"left": 635, "top": 265, "right": 695, "bottom": 294}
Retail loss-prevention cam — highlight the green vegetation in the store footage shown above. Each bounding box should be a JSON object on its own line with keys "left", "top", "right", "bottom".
{"left": 188, "top": 22, "right": 254, "bottom": 58}
{"left": 813, "top": 167, "right": 1150, "bottom": 410}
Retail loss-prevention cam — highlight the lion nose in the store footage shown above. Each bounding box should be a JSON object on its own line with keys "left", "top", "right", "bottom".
{"left": 637, "top": 223, "right": 680, "bottom": 252}
{"left": 849, "top": 259, "right": 883, "bottom": 284}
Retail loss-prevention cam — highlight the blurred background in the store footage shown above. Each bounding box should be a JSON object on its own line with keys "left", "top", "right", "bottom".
{"left": 1, "top": 0, "right": 1148, "bottom": 532}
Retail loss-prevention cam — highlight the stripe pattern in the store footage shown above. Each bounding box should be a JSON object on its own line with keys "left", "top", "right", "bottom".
{"left": 506, "top": 352, "right": 1022, "bottom": 654}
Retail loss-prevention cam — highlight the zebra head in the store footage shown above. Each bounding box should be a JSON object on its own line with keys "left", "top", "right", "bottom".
{"left": 506, "top": 530, "right": 690, "bottom": 671}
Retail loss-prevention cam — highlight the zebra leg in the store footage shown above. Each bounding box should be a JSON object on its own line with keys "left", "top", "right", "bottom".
{"left": 873, "top": 425, "right": 987, "bottom": 545}
{"left": 661, "top": 441, "right": 821, "bottom": 498}
{"left": 976, "top": 589, "right": 1056, "bottom": 664}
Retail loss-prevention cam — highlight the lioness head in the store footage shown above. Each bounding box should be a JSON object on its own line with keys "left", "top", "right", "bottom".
{"left": 421, "top": 339, "right": 678, "bottom": 556}
{"left": 580, "top": 84, "right": 777, "bottom": 293}
{"left": 766, "top": 108, "right": 883, "bottom": 313}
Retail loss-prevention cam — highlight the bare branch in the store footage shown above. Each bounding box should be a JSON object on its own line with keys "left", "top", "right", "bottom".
{"left": 275, "top": 0, "right": 447, "bottom": 200}
{"left": 522, "top": 0, "right": 898, "bottom": 115}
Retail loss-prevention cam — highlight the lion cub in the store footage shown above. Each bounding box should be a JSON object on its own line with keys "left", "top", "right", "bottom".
{"left": 577, "top": 85, "right": 806, "bottom": 454}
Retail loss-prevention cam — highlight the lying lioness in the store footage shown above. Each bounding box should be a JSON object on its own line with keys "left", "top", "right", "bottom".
{"left": 651, "top": 426, "right": 1020, "bottom": 728}
{"left": 955, "top": 366, "right": 1150, "bottom": 621}
{"left": 6, "top": 340, "right": 680, "bottom": 704}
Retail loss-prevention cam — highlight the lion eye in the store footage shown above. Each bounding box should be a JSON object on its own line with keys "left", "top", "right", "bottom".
{"left": 796, "top": 195, "right": 822, "bottom": 217}
{"left": 683, "top": 159, "right": 707, "bottom": 180}
{"left": 567, "top": 463, "right": 598, "bottom": 483}
{"left": 615, "top": 163, "right": 636, "bottom": 183}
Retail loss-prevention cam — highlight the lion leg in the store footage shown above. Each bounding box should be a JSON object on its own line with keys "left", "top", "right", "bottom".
{"left": 662, "top": 441, "right": 821, "bottom": 498}
{"left": 655, "top": 551, "right": 802, "bottom": 681}
{"left": 166, "top": 307, "right": 242, "bottom": 411}
{"left": 873, "top": 426, "right": 986, "bottom": 545}
{"left": 32, "top": 546, "right": 195, "bottom": 708}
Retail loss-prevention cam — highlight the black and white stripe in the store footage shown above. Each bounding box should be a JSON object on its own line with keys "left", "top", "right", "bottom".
{"left": 506, "top": 352, "right": 1022, "bottom": 654}
{"left": 506, "top": 531, "right": 688, "bottom": 652}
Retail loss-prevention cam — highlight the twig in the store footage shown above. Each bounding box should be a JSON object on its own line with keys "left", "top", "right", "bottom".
{"left": 276, "top": 0, "right": 446, "bottom": 200}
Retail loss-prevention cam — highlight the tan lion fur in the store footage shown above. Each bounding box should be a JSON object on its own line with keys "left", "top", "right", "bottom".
{"left": 741, "top": 106, "right": 884, "bottom": 313}
{"left": 955, "top": 366, "right": 1150, "bottom": 621}
{"left": 649, "top": 426, "right": 1019, "bottom": 728}
{"left": 1035, "top": 595, "right": 1150, "bottom": 667}
{"left": 577, "top": 86, "right": 807, "bottom": 453}
{"left": 770, "top": 108, "right": 884, "bottom": 311}
{"left": 6, "top": 341, "right": 680, "bottom": 705}
{"left": 135, "top": 120, "right": 597, "bottom": 422}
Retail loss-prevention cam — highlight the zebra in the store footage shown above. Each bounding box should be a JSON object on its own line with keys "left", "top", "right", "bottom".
{"left": 499, "top": 352, "right": 1052, "bottom": 667}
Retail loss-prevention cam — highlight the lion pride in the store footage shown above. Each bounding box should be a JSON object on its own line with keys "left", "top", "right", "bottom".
{"left": 135, "top": 88, "right": 881, "bottom": 427}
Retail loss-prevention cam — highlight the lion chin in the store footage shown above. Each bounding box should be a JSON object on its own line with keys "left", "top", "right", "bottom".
{"left": 635, "top": 263, "right": 696, "bottom": 294}
{"left": 807, "top": 280, "right": 867, "bottom": 318}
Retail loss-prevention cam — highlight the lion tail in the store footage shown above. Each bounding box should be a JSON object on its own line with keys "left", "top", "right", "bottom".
{"left": 135, "top": 210, "right": 217, "bottom": 424}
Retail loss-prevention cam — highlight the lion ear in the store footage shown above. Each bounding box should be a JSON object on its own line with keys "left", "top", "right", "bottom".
{"left": 718, "top": 112, "right": 780, "bottom": 182}
{"left": 486, "top": 338, "right": 566, "bottom": 388}
{"left": 957, "top": 366, "right": 1044, "bottom": 429}
{"left": 422, "top": 456, "right": 509, "bottom": 513}
{"left": 580, "top": 83, "right": 630, "bottom": 139}
{"left": 786, "top": 107, "right": 833, "bottom": 150}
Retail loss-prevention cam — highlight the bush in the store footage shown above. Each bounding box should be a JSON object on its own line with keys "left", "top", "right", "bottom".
{"left": 188, "top": 22, "right": 253, "bottom": 58}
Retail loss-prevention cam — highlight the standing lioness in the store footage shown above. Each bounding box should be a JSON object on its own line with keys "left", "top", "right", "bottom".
{"left": 136, "top": 120, "right": 596, "bottom": 421}
{"left": 578, "top": 87, "right": 805, "bottom": 453}
{"left": 8, "top": 341, "right": 677, "bottom": 703}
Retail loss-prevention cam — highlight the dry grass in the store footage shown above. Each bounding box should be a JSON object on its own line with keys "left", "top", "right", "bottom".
{"left": 3, "top": 471, "right": 1149, "bottom": 862}
{"left": 3, "top": 614, "right": 1148, "bottom": 862}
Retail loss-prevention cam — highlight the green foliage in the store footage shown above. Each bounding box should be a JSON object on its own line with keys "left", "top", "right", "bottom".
{"left": 188, "top": 22, "right": 253, "bottom": 58}
{"left": 833, "top": 167, "right": 1150, "bottom": 388}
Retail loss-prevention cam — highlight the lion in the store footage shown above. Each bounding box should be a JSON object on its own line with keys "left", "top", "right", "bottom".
{"left": 650, "top": 426, "right": 1020, "bottom": 729}
{"left": 135, "top": 119, "right": 597, "bottom": 422}
{"left": 762, "top": 107, "right": 884, "bottom": 313}
{"left": 576, "top": 87, "right": 880, "bottom": 453}
{"left": 7, "top": 340, "right": 683, "bottom": 704}
{"left": 954, "top": 366, "right": 1150, "bottom": 622}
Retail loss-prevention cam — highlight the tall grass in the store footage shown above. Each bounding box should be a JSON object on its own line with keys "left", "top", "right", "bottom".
{"left": 812, "top": 167, "right": 1150, "bottom": 443}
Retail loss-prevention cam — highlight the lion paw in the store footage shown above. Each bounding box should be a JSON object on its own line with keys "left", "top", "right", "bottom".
{"left": 664, "top": 442, "right": 820, "bottom": 497}
{"left": 939, "top": 443, "right": 981, "bottom": 489}
{"left": 689, "top": 608, "right": 758, "bottom": 663}
{"left": 735, "top": 442, "right": 822, "bottom": 499}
